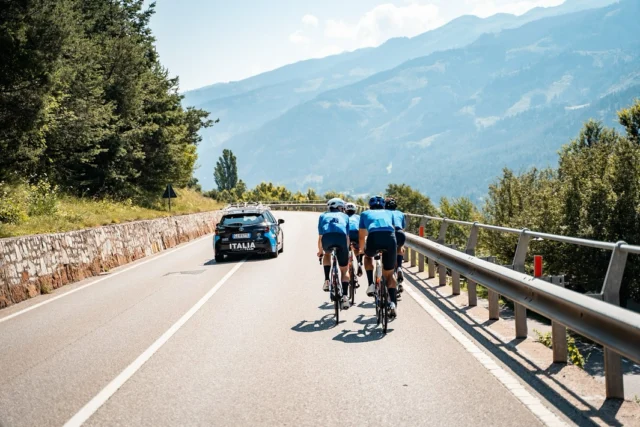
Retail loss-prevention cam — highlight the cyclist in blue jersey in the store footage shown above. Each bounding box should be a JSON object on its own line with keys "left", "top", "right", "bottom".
{"left": 345, "top": 202, "right": 363, "bottom": 277}
{"left": 385, "top": 197, "right": 406, "bottom": 291}
{"left": 317, "top": 198, "right": 351, "bottom": 310}
{"left": 359, "top": 195, "right": 398, "bottom": 318}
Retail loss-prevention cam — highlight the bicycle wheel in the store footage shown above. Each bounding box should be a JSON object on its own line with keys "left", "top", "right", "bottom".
{"left": 381, "top": 277, "right": 388, "bottom": 334}
{"left": 349, "top": 265, "right": 356, "bottom": 305}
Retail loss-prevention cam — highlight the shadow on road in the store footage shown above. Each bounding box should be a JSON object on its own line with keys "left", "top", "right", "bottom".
{"left": 291, "top": 315, "right": 339, "bottom": 333}
{"left": 332, "top": 324, "right": 388, "bottom": 343}
{"left": 404, "top": 270, "right": 623, "bottom": 426}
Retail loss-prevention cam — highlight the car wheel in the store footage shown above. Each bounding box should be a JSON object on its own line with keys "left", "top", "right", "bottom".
{"left": 278, "top": 236, "right": 284, "bottom": 253}
{"left": 270, "top": 246, "right": 279, "bottom": 259}
{"left": 215, "top": 252, "right": 225, "bottom": 263}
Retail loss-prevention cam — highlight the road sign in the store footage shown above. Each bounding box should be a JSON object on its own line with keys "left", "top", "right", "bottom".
{"left": 162, "top": 184, "right": 177, "bottom": 199}
{"left": 162, "top": 184, "right": 178, "bottom": 211}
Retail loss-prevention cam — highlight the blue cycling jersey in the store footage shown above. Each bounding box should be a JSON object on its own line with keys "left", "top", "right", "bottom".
{"left": 318, "top": 212, "right": 350, "bottom": 235}
{"left": 359, "top": 210, "right": 396, "bottom": 232}
{"left": 348, "top": 214, "right": 360, "bottom": 233}
{"left": 390, "top": 210, "right": 406, "bottom": 230}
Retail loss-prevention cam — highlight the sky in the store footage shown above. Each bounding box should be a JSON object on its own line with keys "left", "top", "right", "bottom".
{"left": 147, "top": 0, "right": 566, "bottom": 91}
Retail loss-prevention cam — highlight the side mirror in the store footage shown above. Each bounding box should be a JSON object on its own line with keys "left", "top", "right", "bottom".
{"left": 278, "top": 219, "right": 285, "bottom": 225}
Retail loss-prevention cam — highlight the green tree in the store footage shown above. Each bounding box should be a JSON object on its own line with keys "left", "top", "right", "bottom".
{"left": 440, "top": 197, "right": 481, "bottom": 249}
{"left": 385, "top": 183, "right": 439, "bottom": 235}
{"left": 214, "top": 149, "right": 238, "bottom": 191}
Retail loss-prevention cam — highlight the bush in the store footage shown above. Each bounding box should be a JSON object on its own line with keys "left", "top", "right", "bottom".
{"left": 27, "top": 181, "right": 59, "bottom": 216}
{"left": 0, "top": 183, "right": 27, "bottom": 224}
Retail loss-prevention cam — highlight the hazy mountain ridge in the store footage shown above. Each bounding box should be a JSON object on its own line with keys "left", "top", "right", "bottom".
{"left": 226, "top": 0, "right": 639, "bottom": 201}
{"left": 186, "top": 0, "right": 622, "bottom": 193}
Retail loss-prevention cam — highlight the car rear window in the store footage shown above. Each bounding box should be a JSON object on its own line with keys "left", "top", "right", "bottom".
{"left": 221, "top": 214, "right": 265, "bottom": 226}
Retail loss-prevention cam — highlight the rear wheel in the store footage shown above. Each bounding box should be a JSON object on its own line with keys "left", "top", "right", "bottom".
{"left": 215, "top": 252, "right": 224, "bottom": 263}
{"left": 349, "top": 271, "right": 356, "bottom": 306}
{"left": 270, "top": 247, "right": 279, "bottom": 259}
{"left": 381, "top": 278, "right": 388, "bottom": 334}
{"left": 333, "top": 284, "right": 339, "bottom": 324}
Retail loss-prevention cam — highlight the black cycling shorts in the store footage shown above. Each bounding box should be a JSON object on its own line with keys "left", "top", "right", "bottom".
{"left": 395, "top": 229, "right": 406, "bottom": 248}
{"left": 364, "top": 231, "right": 397, "bottom": 271}
{"left": 349, "top": 231, "right": 359, "bottom": 246}
{"left": 322, "top": 233, "right": 349, "bottom": 267}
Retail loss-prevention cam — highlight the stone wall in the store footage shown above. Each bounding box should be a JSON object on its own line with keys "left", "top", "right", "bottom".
{"left": 0, "top": 210, "right": 222, "bottom": 309}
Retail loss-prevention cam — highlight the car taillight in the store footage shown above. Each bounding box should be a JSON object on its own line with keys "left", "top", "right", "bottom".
{"left": 263, "top": 226, "right": 270, "bottom": 233}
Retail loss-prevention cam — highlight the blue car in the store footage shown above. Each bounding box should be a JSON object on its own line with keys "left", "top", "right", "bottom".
{"left": 214, "top": 203, "right": 284, "bottom": 262}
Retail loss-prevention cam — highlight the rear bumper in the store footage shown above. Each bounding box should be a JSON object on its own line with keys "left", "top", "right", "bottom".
{"left": 215, "top": 238, "right": 275, "bottom": 254}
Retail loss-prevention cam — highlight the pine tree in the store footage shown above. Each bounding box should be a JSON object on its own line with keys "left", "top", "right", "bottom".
{"left": 214, "top": 149, "right": 238, "bottom": 191}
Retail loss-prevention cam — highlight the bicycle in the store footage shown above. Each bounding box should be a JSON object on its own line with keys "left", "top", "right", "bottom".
{"left": 348, "top": 243, "right": 359, "bottom": 306}
{"left": 320, "top": 247, "right": 343, "bottom": 325}
{"left": 373, "top": 251, "right": 390, "bottom": 334}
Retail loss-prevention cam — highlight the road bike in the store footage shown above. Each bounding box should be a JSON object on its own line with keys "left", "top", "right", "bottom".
{"left": 373, "top": 251, "right": 390, "bottom": 334}
{"left": 320, "top": 247, "right": 343, "bottom": 325}
{"left": 348, "top": 243, "right": 359, "bottom": 306}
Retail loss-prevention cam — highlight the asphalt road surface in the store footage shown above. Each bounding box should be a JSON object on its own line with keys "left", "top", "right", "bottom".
{"left": 0, "top": 211, "right": 563, "bottom": 426}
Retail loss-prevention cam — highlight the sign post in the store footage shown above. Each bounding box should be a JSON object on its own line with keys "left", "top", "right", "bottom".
{"left": 162, "top": 184, "right": 178, "bottom": 211}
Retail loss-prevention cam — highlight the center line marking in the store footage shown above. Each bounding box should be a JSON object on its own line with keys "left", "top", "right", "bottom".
{"left": 64, "top": 259, "right": 246, "bottom": 427}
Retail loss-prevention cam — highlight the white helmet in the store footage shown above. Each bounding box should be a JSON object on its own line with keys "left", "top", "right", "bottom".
{"left": 327, "top": 198, "right": 345, "bottom": 210}
{"left": 345, "top": 202, "right": 357, "bottom": 214}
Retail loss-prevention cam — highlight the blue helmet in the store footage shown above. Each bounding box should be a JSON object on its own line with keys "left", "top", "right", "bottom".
{"left": 368, "top": 195, "right": 385, "bottom": 209}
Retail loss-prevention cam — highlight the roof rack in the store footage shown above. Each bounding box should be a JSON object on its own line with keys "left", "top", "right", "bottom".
{"left": 223, "top": 202, "right": 269, "bottom": 211}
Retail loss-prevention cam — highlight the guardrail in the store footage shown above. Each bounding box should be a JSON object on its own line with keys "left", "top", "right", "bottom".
{"left": 266, "top": 202, "right": 640, "bottom": 399}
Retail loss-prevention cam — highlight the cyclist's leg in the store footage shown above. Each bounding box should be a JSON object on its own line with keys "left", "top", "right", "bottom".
{"left": 380, "top": 232, "right": 398, "bottom": 312}
{"left": 363, "top": 234, "right": 378, "bottom": 296}
{"left": 395, "top": 230, "right": 406, "bottom": 284}
{"left": 336, "top": 238, "right": 350, "bottom": 291}
{"left": 321, "top": 234, "right": 341, "bottom": 291}
{"left": 349, "top": 231, "right": 363, "bottom": 276}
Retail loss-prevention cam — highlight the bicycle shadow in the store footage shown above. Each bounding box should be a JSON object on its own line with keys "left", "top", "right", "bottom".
{"left": 318, "top": 302, "right": 335, "bottom": 310}
{"left": 353, "top": 314, "right": 378, "bottom": 326}
{"left": 291, "top": 315, "right": 339, "bottom": 333}
{"left": 332, "top": 324, "right": 390, "bottom": 343}
{"left": 357, "top": 301, "right": 376, "bottom": 310}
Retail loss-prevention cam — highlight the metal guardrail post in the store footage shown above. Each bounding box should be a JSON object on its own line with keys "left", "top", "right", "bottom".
{"left": 549, "top": 276, "right": 568, "bottom": 363}
{"left": 601, "top": 241, "right": 628, "bottom": 399}
{"left": 512, "top": 230, "right": 532, "bottom": 339}
{"left": 437, "top": 220, "right": 449, "bottom": 286}
{"left": 418, "top": 217, "right": 427, "bottom": 273}
{"left": 411, "top": 247, "right": 417, "bottom": 267}
{"left": 464, "top": 223, "right": 480, "bottom": 305}
{"left": 483, "top": 256, "right": 500, "bottom": 320}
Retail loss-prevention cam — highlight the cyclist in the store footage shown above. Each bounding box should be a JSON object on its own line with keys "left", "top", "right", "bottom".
{"left": 345, "top": 202, "right": 363, "bottom": 277}
{"left": 317, "top": 198, "right": 351, "bottom": 310}
{"left": 385, "top": 197, "right": 406, "bottom": 291}
{"left": 359, "top": 195, "right": 398, "bottom": 318}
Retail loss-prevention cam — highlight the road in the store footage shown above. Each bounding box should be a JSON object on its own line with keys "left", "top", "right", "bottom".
{"left": 0, "top": 212, "right": 564, "bottom": 426}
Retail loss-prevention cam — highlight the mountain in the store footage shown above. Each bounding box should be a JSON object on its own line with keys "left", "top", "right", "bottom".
{"left": 227, "top": 0, "right": 640, "bottom": 201}
{"left": 186, "top": 0, "right": 618, "bottom": 191}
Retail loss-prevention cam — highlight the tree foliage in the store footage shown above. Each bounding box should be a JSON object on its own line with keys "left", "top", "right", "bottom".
{"left": 0, "top": 0, "right": 210, "bottom": 197}
{"left": 483, "top": 100, "right": 640, "bottom": 303}
{"left": 214, "top": 149, "right": 238, "bottom": 191}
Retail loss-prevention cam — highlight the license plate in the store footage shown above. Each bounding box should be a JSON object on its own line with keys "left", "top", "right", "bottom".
{"left": 233, "top": 233, "right": 250, "bottom": 239}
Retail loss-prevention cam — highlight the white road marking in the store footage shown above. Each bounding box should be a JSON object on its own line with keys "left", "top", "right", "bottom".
{"left": 0, "top": 234, "right": 214, "bottom": 324}
{"left": 64, "top": 258, "right": 246, "bottom": 427}
{"left": 403, "top": 282, "right": 567, "bottom": 427}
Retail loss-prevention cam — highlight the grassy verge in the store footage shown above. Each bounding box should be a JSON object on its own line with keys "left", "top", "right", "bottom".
{"left": 0, "top": 184, "right": 221, "bottom": 238}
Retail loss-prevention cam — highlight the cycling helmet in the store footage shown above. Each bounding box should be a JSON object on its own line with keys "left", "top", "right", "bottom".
{"left": 327, "top": 198, "right": 345, "bottom": 211}
{"left": 385, "top": 197, "right": 397, "bottom": 210}
{"left": 345, "top": 202, "right": 357, "bottom": 214}
{"left": 368, "top": 195, "right": 385, "bottom": 209}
